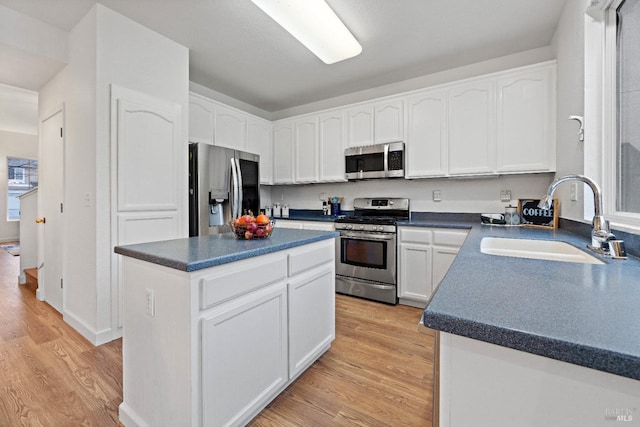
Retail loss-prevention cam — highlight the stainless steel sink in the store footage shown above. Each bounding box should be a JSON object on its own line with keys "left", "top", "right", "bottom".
{"left": 480, "top": 237, "right": 604, "bottom": 265}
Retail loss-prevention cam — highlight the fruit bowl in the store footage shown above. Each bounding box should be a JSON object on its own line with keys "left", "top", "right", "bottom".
{"left": 231, "top": 215, "right": 274, "bottom": 240}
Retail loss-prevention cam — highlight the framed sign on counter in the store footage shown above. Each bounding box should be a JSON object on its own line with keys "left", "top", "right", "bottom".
{"left": 518, "top": 198, "right": 558, "bottom": 229}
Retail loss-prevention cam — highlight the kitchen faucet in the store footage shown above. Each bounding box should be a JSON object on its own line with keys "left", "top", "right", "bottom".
{"left": 538, "top": 175, "right": 615, "bottom": 252}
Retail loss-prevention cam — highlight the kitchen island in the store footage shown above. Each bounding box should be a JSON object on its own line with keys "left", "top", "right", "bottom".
{"left": 114, "top": 228, "right": 338, "bottom": 427}
{"left": 422, "top": 224, "right": 640, "bottom": 426}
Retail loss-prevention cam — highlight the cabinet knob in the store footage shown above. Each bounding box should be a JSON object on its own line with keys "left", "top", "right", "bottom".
{"left": 35, "top": 217, "right": 46, "bottom": 224}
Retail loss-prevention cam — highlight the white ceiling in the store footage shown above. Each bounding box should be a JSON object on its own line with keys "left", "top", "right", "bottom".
{"left": 0, "top": 0, "right": 568, "bottom": 113}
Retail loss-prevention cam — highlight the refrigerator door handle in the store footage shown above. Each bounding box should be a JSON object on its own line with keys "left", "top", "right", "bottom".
{"left": 235, "top": 158, "right": 243, "bottom": 216}
{"left": 230, "top": 157, "right": 239, "bottom": 219}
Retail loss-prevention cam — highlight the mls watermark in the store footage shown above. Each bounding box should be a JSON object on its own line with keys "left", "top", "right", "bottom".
{"left": 605, "top": 407, "right": 637, "bottom": 422}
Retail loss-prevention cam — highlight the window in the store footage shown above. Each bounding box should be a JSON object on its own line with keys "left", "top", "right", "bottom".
{"left": 7, "top": 157, "right": 38, "bottom": 221}
{"left": 615, "top": 0, "right": 640, "bottom": 214}
{"left": 586, "top": 0, "right": 640, "bottom": 231}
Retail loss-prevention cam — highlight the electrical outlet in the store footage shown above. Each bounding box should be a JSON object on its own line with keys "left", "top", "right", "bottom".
{"left": 84, "top": 192, "right": 91, "bottom": 207}
{"left": 500, "top": 190, "right": 512, "bottom": 203}
{"left": 433, "top": 190, "right": 442, "bottom": 202}
{"left": 570, "top": 183, "right": 578, "bottom": 201}
{"left": 145, "top": 288, "right": 155, "bottom": 317}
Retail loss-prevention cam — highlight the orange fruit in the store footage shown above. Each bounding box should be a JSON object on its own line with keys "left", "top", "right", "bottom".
{"left": 256, "top": 214, "right": 270, "bottom": 225}
{"left": 239, "top": 214, "right": 255, "bottom": 225}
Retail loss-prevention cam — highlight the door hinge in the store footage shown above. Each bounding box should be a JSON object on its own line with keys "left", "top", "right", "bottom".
{"left": 60, "top": 203, "right": 63, "bottom": 213}
{"left": 60, "top": 278, "right": 63, "bottom": 288}
{"left": 60, "top": 127, "right": 63, "bottom": 138}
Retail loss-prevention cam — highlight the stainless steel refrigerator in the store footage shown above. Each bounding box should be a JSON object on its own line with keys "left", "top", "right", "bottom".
{"left": 189, "top": 143, "right": 260, "bottom": 236}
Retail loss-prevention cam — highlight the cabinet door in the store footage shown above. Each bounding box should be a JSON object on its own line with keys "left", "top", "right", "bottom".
{"left": 201, "top": 282, "right": 288, "bottom": 427}
{"left": 398, "top": 243, "right": 433, "bottom": 303}
{"left": 247, "top": 117, "right": 273, "bottom": 184}
{"left": 319, "top": 111, "right": 347, "bottom": 182}
{"left": 189, "top": 94, "right": 214, "bottom": 144}
{"left": 294, "top": 117, "right": 319, "bottom": 183}
{"left": 347, "top": 105, "right": 374, "bottom": 147}
{"left": 273, "top": 122, "right": 295, "bottom": 184}
{"left": 448, "top": 80, "right": 496, "bottom": 175}
{"left": 288, "top": 265, "right": 335, "bottom": 378}
{"left": 496, "top": 64, "right": 555, "bottom": 173}
{"left": 374, "top": 99, "right": 404, "bottom": 144}
{"left": 214, "top": 104, "right": 247, "bottom": 150}
{"left": 432, "top": 246, "right": 460, "bottom": 290}
{"left": 406, "top": 89, "right": 448, "bottom": 177}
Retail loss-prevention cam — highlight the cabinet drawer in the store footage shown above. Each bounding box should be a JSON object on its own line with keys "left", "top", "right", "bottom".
{"left": 399, "top": 227, "right": 433, "bottom": 244}
{"left": 433, "top": 229, "right": 469, "bottom": 247}
{"left": 288, "top": 241, "right": 334, "bottom": 276}
{"left": 200, "top": 254, "right": 287, "bottom": 310}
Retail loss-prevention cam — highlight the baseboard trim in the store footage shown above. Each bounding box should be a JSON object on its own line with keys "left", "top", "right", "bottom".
{"left": 119, "top": 402, "right": 149, "bottom": 427}
{"left": 63, "top": 309, "right": 114, "bottom": 346}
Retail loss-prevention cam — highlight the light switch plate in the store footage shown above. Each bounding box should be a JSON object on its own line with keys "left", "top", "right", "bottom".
{"left": 433, "top": 190, "right": 442, "bottom": 202}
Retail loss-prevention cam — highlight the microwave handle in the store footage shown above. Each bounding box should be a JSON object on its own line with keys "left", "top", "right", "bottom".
{"left": 383, "top": 143, "right": 389, "bottom": 174}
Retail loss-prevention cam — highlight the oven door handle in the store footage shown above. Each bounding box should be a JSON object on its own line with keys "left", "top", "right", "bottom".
{"left": 340, "top": 232, "right": 396, "bottom": 241}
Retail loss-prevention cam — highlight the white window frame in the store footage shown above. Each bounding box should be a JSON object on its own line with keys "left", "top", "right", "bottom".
{"left": 585, "top": 0, "right": 640, "bottom": 233}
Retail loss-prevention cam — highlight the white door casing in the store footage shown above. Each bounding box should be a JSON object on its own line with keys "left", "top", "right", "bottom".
{"left": 38, "top": 106, "right": 65, "bottom": 312}
{"left": 111, "top": 85, "right": 183, "bottom": 332}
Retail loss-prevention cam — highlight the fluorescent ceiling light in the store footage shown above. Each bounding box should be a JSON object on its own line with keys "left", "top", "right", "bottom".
{"left": 251, "top": 0, "right": 362, "bottom": 64}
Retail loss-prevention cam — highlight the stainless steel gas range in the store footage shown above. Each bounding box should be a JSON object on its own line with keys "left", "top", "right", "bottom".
{"left": 334, "top": 197, "right": 410, "bottom": 304}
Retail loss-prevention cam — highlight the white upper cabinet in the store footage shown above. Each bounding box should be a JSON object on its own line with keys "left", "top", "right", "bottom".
{"left": 347, "top": 99, "right": 404, "bottom": 148}
{"left": 347, "top": 105, "right": 374, "bottom": 147}
{"left": 294, "top": 117, "right": 319, "bottom": 183}
{"left": 247, "top": 117, "right": 273, "bottom": 185}
{"left": 374, "top": 99, "right": 404, "bottom": 144}
{"left": 189, "top": 93, "right": 215, "bottom": 145}
{"left": 448, "top": 79, "right": 496, "bottom": 175}
{"left": 496, "top": 63, "right": 556, "bottom": 173}
{"left": 214, "top": 104, "right": 247, "bottom": 150}
{"left": 406, "top": 89, "right": 448, "bottom": 178}
{"left": 273, "top": 121, "right": 295, "bottom": 184}
{"left": 318, "top": 111, "right": 347, "bottom": 182}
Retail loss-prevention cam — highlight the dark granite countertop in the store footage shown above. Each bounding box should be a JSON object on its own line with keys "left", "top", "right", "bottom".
{"left": 115, "top": 228, "right": 338, "bottom": 272}
{"left": 422, "top": 223, "right": 640, "bottom": 380}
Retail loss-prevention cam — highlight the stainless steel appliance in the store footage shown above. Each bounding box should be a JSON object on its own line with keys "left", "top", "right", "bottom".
{"left": 188, "top": 143, "right": 260, "bottom": 236}
{"left": 335, "top": 197, "right": 410, "bottom": 304}
{"left": 345, "top": 142, "right": 405, "bottom": 180}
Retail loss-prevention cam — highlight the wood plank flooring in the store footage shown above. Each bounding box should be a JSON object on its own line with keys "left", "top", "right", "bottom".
{"left": 250, "top": 296, "right": 435, "bottom": 426}
{"left": 0, "top": 245, "right": 435, "bottom": 426}
{"left": 0, "top": 244, "right": 123, "bottom": 426}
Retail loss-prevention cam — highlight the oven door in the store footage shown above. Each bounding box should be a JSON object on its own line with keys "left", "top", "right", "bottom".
{"left": 336, "top": 231, "right": 396, "bottom": 285}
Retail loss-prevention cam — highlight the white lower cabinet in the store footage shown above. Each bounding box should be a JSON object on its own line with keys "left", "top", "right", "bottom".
{"left": 288, "top": 265, "right": 335, "bottom": 378}
{"left": 201, "top": 282, "right": 288, "bottom": 427}
{"left": 118, "top": 239, "right": 335, "bottom": 427}
{"left": 398, "top": 227, "right": 468, "bottom": 306}
{"left": 277, "top": 220, "right": 335, "bottom": 231}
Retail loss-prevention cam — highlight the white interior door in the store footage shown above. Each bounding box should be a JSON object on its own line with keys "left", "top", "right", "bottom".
{"left": 39, "top": 108, "right": 64, "bottom": 312}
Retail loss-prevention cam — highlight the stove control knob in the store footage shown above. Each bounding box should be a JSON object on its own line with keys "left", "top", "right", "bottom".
{"left": 346, "top": 225, "right": 353, "bottom": 230}
{"left": 389, "top": 201, "right": 394, "bottom": 205}
{"left": 377, "top": 226, "right": 384, "bottom": 231}
{"left": 358, "top": 225, "right": 365, "bottom": 230}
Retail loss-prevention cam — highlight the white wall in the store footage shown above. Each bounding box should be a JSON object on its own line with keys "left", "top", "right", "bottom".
{"left": 0, "top": 130, "right": 38, "bottom": 241}
{"left": 39, "top": 4, "right": 188, "bottom": 344}
{"left": 551, "top": 0, "right": 589, "bottom": 222}
{"left": 272, "top": 174, "right": 553, "bottom": 214}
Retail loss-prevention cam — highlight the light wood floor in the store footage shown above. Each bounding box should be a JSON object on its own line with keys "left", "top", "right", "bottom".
{"left": 0, "top": 246, "right": 434, "bottom": 426}
{"left": 250, "top": 297, "right": 435, "bottom": 426}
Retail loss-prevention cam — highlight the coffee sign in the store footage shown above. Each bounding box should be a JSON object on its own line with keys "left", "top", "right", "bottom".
{"left": 518, "top": 198, "right": 558, "bottom": 229}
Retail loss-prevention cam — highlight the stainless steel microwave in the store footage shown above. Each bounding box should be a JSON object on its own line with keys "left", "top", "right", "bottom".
{"left": 345, "top": 142, "right": 405, "bottom": 180}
